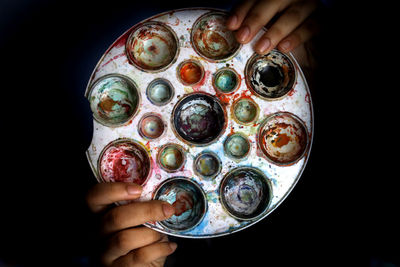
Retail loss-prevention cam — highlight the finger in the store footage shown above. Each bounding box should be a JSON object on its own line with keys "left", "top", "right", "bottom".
{"left": 254, "top": 0, "right": 318, "bottom": 54}
{"left": 235, "top": 0, "right": 288, "bottom": 44}
{"left": 101, "top": 227, "right": 164, "bottom": 266}
{"left": 86, "top": 182, "right": 143, "bottom": 213}
{"left": 226, "top": 0, "right": 257, "bottom": 30}
{"left": 102, "top": 200, "right": 175, "bottom": 235}
{"left": 277, "top": 15, "right": 321, "bottom": 53}
{"left": 112, "top": 239, "right": 177, "bottom": 267}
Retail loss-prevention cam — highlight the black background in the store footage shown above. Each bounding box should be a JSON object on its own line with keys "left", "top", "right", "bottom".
{"left": 1, "top": 0, "right": 398, "bottom": 266}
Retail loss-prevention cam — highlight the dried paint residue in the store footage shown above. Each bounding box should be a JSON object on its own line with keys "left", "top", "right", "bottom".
{"left": 172, "top": 191, "right": 194, "bottom": 216}
{"left": 100, "top": 142, "right": 150, "bottom": 185}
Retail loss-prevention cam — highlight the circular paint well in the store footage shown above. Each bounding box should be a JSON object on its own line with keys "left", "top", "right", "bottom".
{"left": 220, "top": 167, "right": 271, "bottom": 220}
{"left": 126, "top": 22, "right": 179, "bottom": 72}
{"left": 224, "top": 133, "right": 250, "bottom": 160}
{"left": 232, "top": 98, "right": 259, "bottom": 125}
{"left": 154, "top": 177, "right": 207, "bottom": 232}
{"left": 258, "top": 112, "right": 308, "bottom": 165}
{"left": 157, "top": 144, "right": 185, "bottom": 172}
{"left": 138, "top": 113, "right": 164, "bottom": 140}
{"left": 191, "top": 11, "right": 241, "bottom": 61}
{"left": 146, "top": 78, "right": 174, "bottom": 106}
{"left": 193, "top": 151, "right": 221, "bottom": 179}
{"left": 245, "top": 50, "right": 296, "bottom": 100}
{"left": 172, "top": 93, "right": 226, "bottom": 146}
{"left": 88, "top": 74, "right": 139, "bottom": 127}
{"left": 177, "top": 60, "right": 204, "bottom": 86}
{"left": 98, "top": 139, "right": 151, "bottom": 185}
{"left": 213, "top": 68, "right": 239, "bottom": 93}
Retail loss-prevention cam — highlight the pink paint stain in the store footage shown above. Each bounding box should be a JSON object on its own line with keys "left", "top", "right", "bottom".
{"left": 192, "top": 70, "right": 211, "bottom": 91}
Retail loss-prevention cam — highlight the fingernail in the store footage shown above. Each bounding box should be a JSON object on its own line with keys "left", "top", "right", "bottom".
{"left": 226, "top": 14, "right": 237, "bottom": 29}
{"left": 169, "top": 242, "right": 178, "bottom": 251}
{"left": 126, "top": 185, "right": 142, "bottom": 195}
{"left": 279, "top": 40, "right": 291, "bottom": 52}
{"left": 256, "top": 38, "right": 271, "bottom": 54}
{"left": 162, "top": 203, "right": 175, "bottom": 217}
{"left": 236, "top": 25, "right": 250, "bottom": 43}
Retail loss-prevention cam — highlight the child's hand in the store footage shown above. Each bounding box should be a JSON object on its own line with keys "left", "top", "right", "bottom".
{"left": 226, "top": 0, "right": 320, "bottom": 54}
{"left": 86, "top": 182, "right": 177, "bottom": 266}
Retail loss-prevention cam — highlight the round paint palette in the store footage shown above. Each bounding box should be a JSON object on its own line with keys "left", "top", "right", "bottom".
{"left": 85, "top": 8, "right": 313, "bottom": 238}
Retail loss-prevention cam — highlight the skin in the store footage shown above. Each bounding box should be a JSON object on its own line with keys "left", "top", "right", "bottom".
{"left": 86, "top": 182, "right": 177, "bottom": 267}
{"left": 226, "top": 0, "right": 320, "bottom": 55}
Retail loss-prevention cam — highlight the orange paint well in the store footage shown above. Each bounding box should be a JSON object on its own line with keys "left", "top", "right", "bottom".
{"left": 180, "top": 62, "right": 202, "bottom": 85}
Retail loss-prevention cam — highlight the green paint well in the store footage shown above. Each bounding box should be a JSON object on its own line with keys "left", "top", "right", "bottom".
{"left": 224, "top": 134, "right": 250, "bottom": 159}
{"left": 214, "top": 69, "right": 237, "bottom": 93}
{"left": 233, "top": 99, "right": 258, "bottom": 124}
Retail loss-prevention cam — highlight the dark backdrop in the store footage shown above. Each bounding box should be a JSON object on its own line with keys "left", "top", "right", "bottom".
{"left": 1, "top": 0, "right": 398, "bottom": 266}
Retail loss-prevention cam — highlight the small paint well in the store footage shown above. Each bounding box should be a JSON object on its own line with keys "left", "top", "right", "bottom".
{"left": 245, "top": 50, "right": 296, "bottom": 100}
{"left": 213, "top": 67, "right": 239, "bottom": 93}
{"left": 220, "top": 167, "right": 271, "bottom": 220}
{"left": 258, "top": 112, "right": 308, "bottom": 165}
{"left": 193, "top": 151, "right": 221, "bottom": 179}
{"left": 146, "top": 78, "right": 174, "bottom": 106}
{"left": 126, "top": 21, "right": 179, "bottom": 72}
{"left": 154, "top": 177, "right": 207, "bottom": 232}
{"left": 157, "top": 144, "right": 185, "bottom": 172}
{"left": 224, "top": 133, "right": 250, "bottom": 160}
{"left": 88, "top": 74, "right": 139, "bottom": 127}
{"left": 232, "top": 98, "right": 259, "bottom": 125}
{"left": 172, "top": 92, "right": 226, "bottom": 146}
{"left": 98, "top": 139, "right": 151, "bottom": 185}
{"left": 177, "top": 60, "right": 204, "bottom": 86}
{"left": 138, "top": 113, "right": 165, "bottom": 140}
{"left": 191, "top": 11, "right": 241, "bottom": 61}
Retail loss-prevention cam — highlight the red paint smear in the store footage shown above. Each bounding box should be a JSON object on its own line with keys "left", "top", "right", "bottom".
{"left": 215, "top": 91, "right": 231, "bottom": 106}
{"left": 172, "top": 191, "right": 194, "bottom": 216}
{"left": 111, "top": 151, "right": 146, "bottom": 184}
{"left": 287, "top": 88, "right": 296, "bottom": 97}
{"left": 192, "top": 70, "right": 210, "bottom": 91}
{"left": 232, "top": 88, "right": 253, "bottom": 102}
{"left": 305, "top": 93, "right": 311, "bottom": 103}
{"left": 100, "top": 52, "right": 126, "bottom": 68}
{"left": 114, "top": 35, "right": 128, "bottom": 49}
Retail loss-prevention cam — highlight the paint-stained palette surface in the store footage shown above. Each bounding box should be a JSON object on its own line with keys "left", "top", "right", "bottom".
{"left": 85, "top": 8, "right": 313, "bottom": 238}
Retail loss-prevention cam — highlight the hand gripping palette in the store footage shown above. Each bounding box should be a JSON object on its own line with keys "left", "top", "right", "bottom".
{"left": 85, "top": 8, "right": 314, "bottom": 238}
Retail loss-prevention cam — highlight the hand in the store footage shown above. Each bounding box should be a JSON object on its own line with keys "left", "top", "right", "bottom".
{"left": 226, "top": 0, "right": 320, "bottom": 54}
{"left": 86, "top": 182, "right": 177, "bottom": 267}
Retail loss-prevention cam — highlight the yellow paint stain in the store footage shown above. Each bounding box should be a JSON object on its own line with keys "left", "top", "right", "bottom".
{"left": 184, "top": 86, "right": 194, "bottom": 94}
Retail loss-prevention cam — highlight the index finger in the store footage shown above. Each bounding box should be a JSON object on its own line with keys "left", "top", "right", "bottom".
{"left": 86, "top": 182, "right": 143, "bottom": 213}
